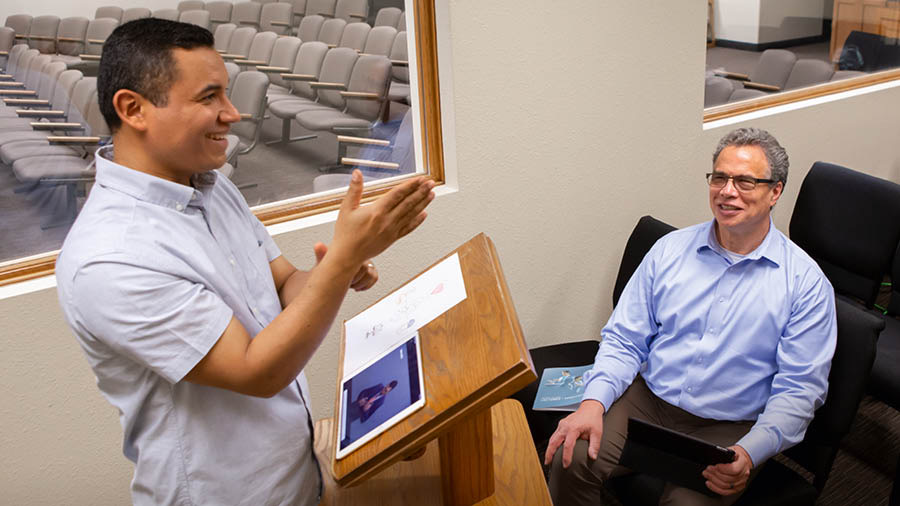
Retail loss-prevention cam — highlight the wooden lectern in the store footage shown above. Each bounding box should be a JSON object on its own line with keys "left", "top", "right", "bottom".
{"left": 326, "top": 233, "right": 545, "bottom": 505}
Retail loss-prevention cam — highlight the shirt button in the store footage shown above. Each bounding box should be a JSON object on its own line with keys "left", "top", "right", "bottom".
{"left": 229, "top": 257, "right": 236, "bottom": 266}
{"left": 697, "top": 357, "right": 703, "bottom": 363}
{"left": 719, "top": 297, "right": 725, "bottom": 303}
{"left": 687, "top": 387, "right": 693, "bottom": 393}
{"left": 175, "top": 203, "right": 184, "bottom": 211}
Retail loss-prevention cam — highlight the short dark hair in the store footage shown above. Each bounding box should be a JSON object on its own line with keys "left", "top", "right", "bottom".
{"left": 388, "top": 380, "right": 398, "bottom": 389}
{"left": 98, "top": 18, "right": 214, "bottom": 132}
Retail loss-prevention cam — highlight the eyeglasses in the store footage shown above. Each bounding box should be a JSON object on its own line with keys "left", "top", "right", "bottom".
{"left": 706, "top": 172, "right": 776, "bottom": 192}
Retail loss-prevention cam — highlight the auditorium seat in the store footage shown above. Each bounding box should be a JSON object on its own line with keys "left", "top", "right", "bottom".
{"left": 715, "top": 49, "right": 797, "bottom": 93}
{"left": 704, "top": 75, "right": 735, "bottom": 107}
{"left": 231, "top": 1, "right": 263, "bottom": 28}
{"left": 316, "top": 18, "right": 346, "bottom": 46}
{"left": 333, "top": 0, "right": 368, "bottom": 23}
{"left": 0, "top": 27, "right": 17, "bottom": 70}
{"left": 151, "top": 9, "right": 180, "bottom": 22}
{"left": 220, "top": 26, "right": 257, "bottom": 60}
{"left": 784, "top": 59, "right": 834, "bottom": 90}
{"left": 121, "top": 8, "right": 151, "bottom": 24}
{"left": 93, "top": 6, "right": 123, "bottom": 22}
{"left": 224, "top": 70, "right": 270, "bottom": 166}
{"left": 374, "top": 7, "right": 402, "bottom": 28}
{"left": 387, "top": 31, "right": 409, "bottom": 104}
{"left": 296, "top": 14, "right": 324, "bottom": 42}
{"left": 336, "top": 22, "right": 370, "bottom": 52}
{"left": 360, "top": 26, "right": 397, "bottom": 58}
{"left": 52, "top": 17, "right": 89, "bottom": 62}
{"left": 232, "top": 31, "right": 277, "bottom": 68}
{"left": 306, "top": 0, "right": 337, "bottom": 19}
{"left": 5, "top": 14, "right": 32, "bottom": 44}
{"left": 259, "top": 2, "right": 293, "bottom": 35}
{"left": 63, "top": 18, "right": 118, "bottom": 75}
{"left": 0, "top": 72, "right": 89, "bottom": 147}
{"left": 256, "top": 36, "right": 302, "bottom": 99}
{"left": 285, "top": 0, "right": 307, "bottom": 26}
{"left": 179, "top": 9, "right": 212, "bottom": 30}
{"left": 205, "top": 1, "right": 234, "bottom": 32}
{"left": 26, "top": 15, "right": 60, "bottom": 54}
{"left": 213, "top": 23, "right": 237, "bottom": 52}
{"left": 178, "top": 0, "right": 206, "bottom": 12}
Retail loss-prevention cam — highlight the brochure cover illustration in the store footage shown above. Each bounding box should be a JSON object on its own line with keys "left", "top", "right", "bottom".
{"left": 532, "top": 364, "right": 593, "bottom": 411}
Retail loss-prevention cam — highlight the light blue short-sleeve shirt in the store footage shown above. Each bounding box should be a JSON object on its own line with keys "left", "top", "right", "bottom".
{"left": 56, "top": 147, "right": 320, "bottom": 506}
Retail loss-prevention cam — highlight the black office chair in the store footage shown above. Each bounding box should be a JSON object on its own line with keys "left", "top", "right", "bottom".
{"left": 508, "top": 215, "right": 676, "bottom": 457}
{"left": 609, "top": 296, "right": 884, "bottom": 506}
{"left": 873, "top": 243, "right": 900, "bottom": 506}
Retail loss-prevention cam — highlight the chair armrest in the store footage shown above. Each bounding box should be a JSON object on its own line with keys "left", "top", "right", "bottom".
{"left": 220, "top": 53, "right": 247, "bottom": 60}
{"left": 271, "top": 21, "right": 291, "bottom": 27}
{"left": 0, "top": 51, "right": 8, "bottom": 57}
{"left": 14, "top": 34, "right": 27, "bottom": 40}
{"left": 46, "top": 136, "right": 102, "bottom": 144}
{"left": 0, "top": 81, "right": 25, "bottom": 88}
{"left": 257, "top": 66, "right": 292, "bottom": 73}
{"left": 0, "top": 74, "right": 12, "bottom": 79}
{"left": 320, "top": 12, "right": 334, "bottom": 17}
{"left": 78, "top": 54, "right": 102, "bottom": 61}
{"left": 87, "top": 38, "right": 106, "bottom": 45}
{"left": 349, "top": 13, "right": 366, "bottom": 20}
{"left": 309, "top": 81, "right": 347, "bottom": 90}
{"left": 337, "top": 135, "right": 390, "bottom": 147}
{"left": 327, "top": 43, "right": 337, "bottom": 48}
{"left": 239, "top": 21, "right": 260, "bottom": 26}
{"left": 742, "top": 81, "right": 780, "bottom": 92}
{"left": 281, "top": 73, "right": 317, "bottom": 81}
{"left": 713, "top": 69, "right": 750, "bottom": 81}
{"left": 57, "top": 36, "right": 83, "bottom": 43}
{"left": 391, "top": 59, "right": 408, "bottom": 67}
{"left": 233, "top": 59, "right": 269, "bottom": 65}
{"left": 239, "top": 113, "right": 253, "bottom": 119}
{"left": 4, "top": 98, "right": 50, "bottom": 106}
{"left": 0, "top": 89, "right": 36, "bottom": 96}
{"left": 29, "top": 35, "right": 55, "bottom": 41}
{"left": 31, "top": 121, "right": 84, "bottom": 131}
{"left": 339, "top": 91, "right": 381, "bottom": 100}
{"left": 16, "top": 109, "right": 65, "bottom": 118}
{"left": 211, "top": 18, "right": 229, "bottom": 23}
{"left": 341, "top": 157, "right": 399, "bottom": 170}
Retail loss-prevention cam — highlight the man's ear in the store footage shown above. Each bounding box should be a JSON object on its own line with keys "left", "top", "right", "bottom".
{"left": 112, "top": 89, "right": 150, "bottom": 132}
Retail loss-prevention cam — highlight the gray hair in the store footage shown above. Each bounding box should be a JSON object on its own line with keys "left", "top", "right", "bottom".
{"left": 712, "top": 127, "right": 789, "bottom": 186}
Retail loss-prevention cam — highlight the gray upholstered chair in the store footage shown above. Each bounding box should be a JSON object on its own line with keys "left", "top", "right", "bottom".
{"left": 179, "top": 9, "right": 211, "bottom": 30}
{"left": 337, "top": 22, "right": 370, "bottom": 51}
{"left": 333, "top": 0, "right": 368, "bottom": 23}
{"left": 225, "top": 70, "right": 269, "bottom": 166}
{"left": 704, "top": 75, "right": 734, "bottom": 107}
{"left": 151, "top": 9, "right": 180, "bottom": 22}
{"left": 27, "top": 15, "right": 60, "bottom": 54}
{"left": 93, "top": 6, "right": 123, "bottom": 22}
{"left": 361, "top": 26, "right": 397, "bottom": 57}
{"left": 715, "top": 49, "right": 798, "bottom": 93}
{"left": 296, "top": 14, "right": 324, "bottom": 42}
{"left": 204, "top": 1, "right": 234, "bottom": 32}
{"left": 784, "top": 59, "right": 834, "bottom": 90}
{"left": 728, "top": 87, "right": 767, "bottom": 103}
{"left": 232, "top": 31, "right": 277, "bottom": 69}
{"left": 221, "top": 26, "right": 257, "bottom": 60}
{"left": 307, "top": 0, "right": 337, "bottom": 18}
{"left": 177, "top": 0, "right": 206, "bottom": 12}
{"left": 255, "top": 36, "right": 302, "bottom": 99}
{"left": 5, "top": 14, "right": 32, "bottom": 43}
{"left": 213, "top": 23, "right": 237, "bottom": 53}
{"left": 230, "top": 1, "right": 263, "bottom": 28}
{"left": 374, "top": 7, "right": 402, "bottom": 28}
{"left": 62, "top": 18, "right": 118, "bottom": 75}
{"left": 387, "top": 31, "right": 409, "bottom": 104}
{"left": 259, "top": 2, "right": 293, "bottom": 35}
{"left": 121, "top": 8, "right": 152, "bottom": 24}
{"left": 316, "top": 18, "right": 346, "bottom": 46}
{"left": 53, "top": 17, "right": 89, "bottom": 59}
{"left": 0, "top": 27, "right": 18, "bottom": 71}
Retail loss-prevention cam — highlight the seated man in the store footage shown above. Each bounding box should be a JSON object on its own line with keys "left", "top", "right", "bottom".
{"left": 545, "top": 127, "right": 837, "bottom": 505}
{"left": 55, "top": 18, "right": 434, "bottom": 506}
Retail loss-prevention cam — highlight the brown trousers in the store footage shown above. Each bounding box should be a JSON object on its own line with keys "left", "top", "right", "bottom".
{"left": 547, "top": 376, "right": 759, "bottom": 506}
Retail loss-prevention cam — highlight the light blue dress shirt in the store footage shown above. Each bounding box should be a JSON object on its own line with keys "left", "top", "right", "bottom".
{"left": 583, "top": 219, "right": 837, "bottom": 466}
{"left": 56, "top": 147, "right": 320, "bottom": 506}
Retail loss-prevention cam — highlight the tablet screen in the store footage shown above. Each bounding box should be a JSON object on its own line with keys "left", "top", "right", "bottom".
{"left": 336, "top": 333, "right": 425, "bottom": 459}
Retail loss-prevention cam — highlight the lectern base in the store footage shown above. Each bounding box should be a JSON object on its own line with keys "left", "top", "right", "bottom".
{"left": 314, "top": 399, "right": 552, "bottom": 506}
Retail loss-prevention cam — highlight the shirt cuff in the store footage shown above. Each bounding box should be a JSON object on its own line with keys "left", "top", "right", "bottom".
{"left": 735, "top": 427, "right": 776, "bottom": 467}
{"left": 582, "top": 378, "right": 617, "bottom": 412}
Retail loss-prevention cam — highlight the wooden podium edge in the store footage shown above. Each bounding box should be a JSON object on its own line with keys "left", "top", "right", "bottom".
{"left": 329, "top": 233, "right": 537, "bottom": 488}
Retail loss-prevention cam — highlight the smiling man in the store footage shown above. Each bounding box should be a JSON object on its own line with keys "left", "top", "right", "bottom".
{"left": 55, "top": 19, "right": 434, "bottom": 505}
{"left": 545, "top": 127, "right": 837, "bottom": 505}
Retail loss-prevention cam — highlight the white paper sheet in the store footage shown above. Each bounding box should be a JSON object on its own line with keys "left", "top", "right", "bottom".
{"left": 343, "top": 253, "right": 467, "bottom": 377}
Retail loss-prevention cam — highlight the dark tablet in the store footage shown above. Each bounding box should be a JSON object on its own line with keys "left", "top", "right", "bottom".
{"left": 618, "top": 417, "right": 736, "bottom": 496}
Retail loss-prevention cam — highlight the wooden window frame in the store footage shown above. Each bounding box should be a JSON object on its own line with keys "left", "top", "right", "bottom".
{"left": 0, "top": 0, "right": 444, "bottom": 287}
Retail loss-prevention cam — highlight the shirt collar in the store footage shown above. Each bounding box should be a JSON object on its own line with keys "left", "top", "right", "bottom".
{"left": 697, "top": 218, "right": 782, "bottom": 267}
{"left": 95, "top": 145, "right": 218, "bottom": 212}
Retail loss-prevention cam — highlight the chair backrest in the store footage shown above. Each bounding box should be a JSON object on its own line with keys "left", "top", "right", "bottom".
{"left": 83, "top": 18, "right": 118, "bottom": 56}
{"left": 748, "top": 49, "right": 797, "bottom": 89}
{"left": 227, "top": 26, "right": 257, "bottom": 56}
{"left": 178, "top": 0, "right": 206, "bottom": 12}
{"left": 612, "top": 216, "right": 677, "bottom": 307}
{"left": 297, "top": 14, "right": 324, "bottom": 42}
{"left": 213, "top": 23, "right": 237, "bottom": 52}
{"left": 781, "top": 296, "right": 882, "bottom": 491}
{"left": 0, "top": 26, "right": 16, "bottom": 54}
{"left": 229, "top": 70, "right": 269, "bottom": 146}
{"left": 66, "top": 76, "right": 97, "bottom": 126}
{"left": 51, "top": 69, "right": 83, "bottom": 111}
{"left": 5, "top": 44, "right": 29, "bottom": 76}
{"left": 94, "top": 6, "right": 124, "bottom": 22}
{"left": 334, "top": 0, "right": 367, "bottom": 23}
{"left": 13, "top": 48, "right": 38, "bottom": 82}
{"left": 246, "top": 31, "right": 278, "bottom": 62}
{"left": 374, "top": 7, "right": 402, "bottom": 28}
{"left": 306, "top": 0, "right": 336, "bottom": 18}
{"left": 56, "top": 17, "right": 89, "bottom": 56}
{"left": 839, "top": 30, "right": 882, "bottom": 71}
{"left": 231, "top": 1, "right": 263, "bottom": 27}
{"left": 344, "top": 54, "right": 391, "bottom": 121}
{"left": 790, "top": 162, "right": 900, "bottom": 308}
{"left": 267, "top": 36, "right": 302, "bottom": 88}
{"left": 704, "top": 75, "right": 734, "bottom": 107}
{"left": 397, "top": 11, "right": 406, "bottom": 32}
{"left": 362, "top": 26, "right": 397, "bottom": 57}
{"left": 205, "top": 1, "right": 234, "bottom": 30}
{"left": 317, "top": 17, "right": 346, "bottom": 45}
{"left": 151, "top": 9, "right": 181, "bottom": 22}
{"left": 5, "top": 14, "right": 32, "bottom": 41}
{"left": 23, "top": 54, "right": 51, "bottom": 91}
{"left": 390, "top": 31, "right": 408, "bottom": 83}
{"left": 28, "top": 15, "right": 60, "bottom": 54}
{"left": 122, "top": 8, "right": 152, "bottom": 24}
{"left": 314, "top": 46, "right": 357, "bottom": 109}
{"left": 37, "top": 61, "right": 67, "bottom": 101}
{"left": 288, "top": 40, "right": 329, "bottom": 99}
{"left": 338, "top": 22, "right": 370, "bottom": 51}
{"left": 260, "top": 2, "right": 293, "bottom": 34}
{"left": 784, "top": 59, "right": 834, "bottom": 90}
{"left": 179, "top": 10, "right": 212, "bottom": 30}
{"left": 224, "top": 61, "right": 240, "bottom": 95}
{"left": 84, "top": 89, "right": 110, "bottom": 137}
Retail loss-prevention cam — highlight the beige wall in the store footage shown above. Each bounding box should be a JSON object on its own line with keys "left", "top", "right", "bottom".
{"left": 3, "top": 1, "right": 900, "bottom": 503}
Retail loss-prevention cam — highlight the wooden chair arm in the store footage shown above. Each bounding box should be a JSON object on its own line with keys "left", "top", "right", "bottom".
{"left": 281, "top": 73, "right": 317, "bottom": 81}
{"left": 29, "top": 35, "right": 55, "bottom": 41}
{"left": 349, "top": 13, "right": 366, "bottom": 20}
{"left": 87, "top": 38, "right": 106, "bottom": 45}
{"left": 391, "top": 59, "right": 408, "bottom": 67}
{"left": 233, "top": 59, "right": 269, "bottom": 65}
{"left": 31, "top": 121, "right": 84, "bottom": 130}
{"left": 57, "top": 36, "right": 83, "bottom": 43}
{"left": 0, "top": 81, "right": 25, "bottom": 88}
{"left": 0, "top": 89, "right": 36, "bottom": 96}
{"left": 220, "top": 53, "right": 246, "bottom": 60}
{"left": 309, "top": 81, "right": 347, "bottom": 90}
{"left": 238, "top": 21, "right": 260, "bottom": 26}
{"left": 742, "top": 81, "right": 780, "bottom": 92}
{"left": 0, "top": 51, "right": 7, "bottom": 57}
{"left": 339, "top": 91, "right": 381, "bottom": 100}
{"left": 341, "top": 157, "right": 399, "bottom": 170}
{"left": 713, "top": 69, "right": 749, "bottom": 81}
{"left": 4, "top": 98, "right": 50, "bottom": 106}
{"left": 211, "top": 18, "right": 229, "bottom": 23}
{"left": 337, "top": 135, "right": 390, "bottom": 147}
{"left": 16, "top": 109, "right": 65, "bottom": 118}
{"left": 256, "top": 65, "right": 291, "bottom": 73}
{"left": 78, "top": 54, "right": 102, "bottom": 61}
{"left": 271, "top": 21, "right": 291, "bottom": 27}
{"left": 46, "top": 136, "right": 101, "bottom": 144}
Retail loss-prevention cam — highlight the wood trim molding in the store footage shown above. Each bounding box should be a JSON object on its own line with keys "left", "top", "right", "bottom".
{"left": 0, "top": 0, "right": 445, "bottom": 287}
{"left": 704, "top": 68, "right": 900, "bottom": 122}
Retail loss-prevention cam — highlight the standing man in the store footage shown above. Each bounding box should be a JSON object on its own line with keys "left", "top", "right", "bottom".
{"left": 545, "top": 127, "right": 837, "bottom": 505}
{"left": 56, "top": 18, "right": 434, "bottom": 505}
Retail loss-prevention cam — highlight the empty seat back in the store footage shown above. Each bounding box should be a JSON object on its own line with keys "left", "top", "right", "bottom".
{"left": 36, "top": 60, "right": 67, "bottom": 101}
{"left": 390, "top": 31, "right": 408, "bottom": 83}
{"left": 784, "top": 59, "right": 835, "bottom": 90}
{"left": 749, "top": 49, "right": 797, "bottom": 89}
{"left": 0, "top": 26, "right": 15, "bottom": 56}
{"left": 314, "top": 46, "right": 357, "bottom": 110}
{"left": 397, "top": 11, "right": 406, "bottom": 32}
{"left": 4, "top": 44, "right": 29, "bottom": 76}
{"left": 338, "top": 22, "right": 369, "bottom": 51}
{"left": 94, "top": 6, "right": 124, "bottom": 22}
{"left": 228, "top": 70, "right": 269, "bottom": 145}
{"left": 178, "top": 1, "right": 206, "bottom": 12}
{"left": 23, "top": 54, "right": 51, "bottom": 91}
{"left": 288, "top": 40, "right": 329, "bottom": 100}
{"left": 704, "top": 75, "right": 734, "bottom": 107}
{"left": 83, "top": 18, "right": 118, "bottom": 56}
{"left": 317, "top": 18, "right": 346, "bottom": 46}
{"left": 151, "top": 9, "right": 180, "bottom": 22}
{"left": 122, "top": 8, "right": 152, "bottom": 24}
{"left": 297, "top": 14, "right": 324, "bottom": 42}
{"left": 267, "top": 36, "right": 302, "bottom": 88}
{"left": 374, "top": 7, "right": 401, "bottom": 27}
{"left": 226, "top": 26, "right": 257, "bottom": 56}
{"left": 5, "top": 14, "right": 32, "bottom": 41}
{"left": 56, "top": 17, "right": 89, "bottom": 56}
{"left": 179, "top": 10, "right": 212, "bottom": 30}
{"left": 334, "top": 0, "right": 368, "bottom": 23}
{"left": 66, "top": 76, "right": 96, "bottom": 126}
{"left": 260, "top": 2, "right": 293, "bottom": 35}
{"left": 213, "top": 23, "right": 237, "bottom": 52}
{"left": 205, "top": 1, "right": 234, "bottom": 31}
{"left": 286, "top": 0, "right": 307, "bottom": 23}
{"left": 231, "top": 1, "right": 263, "bottom": 27}
{"left": 13, "top": 48, "right": 38, "bottom": 82}
{"left": 307, "top": 0, "right": 337, "bottom": 18}
{"left": 28, "top": 15, "right": 60, "bottom": 54}
{"left": 344, "top": 54, "right": 391, "bottom": 121}
{"left": 362, "top": 26, "right": 397, "bottom": 57}
{"left": 49, "top": 69, "right": 83, "bottom": 111}
{"left": 246, "top": 31, "right": 278, "bottom": 63}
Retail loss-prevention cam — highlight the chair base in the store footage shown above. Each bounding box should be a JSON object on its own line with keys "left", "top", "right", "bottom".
{"left": 263, "top": 118, "right": 317, "bottom": 146}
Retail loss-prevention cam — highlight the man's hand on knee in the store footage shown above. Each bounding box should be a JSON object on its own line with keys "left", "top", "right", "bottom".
{"left": 544, "top": 399, "right": 606, "bottom": 468}
{"left": 702, "top": 444, "right": 753, "bottom": 496}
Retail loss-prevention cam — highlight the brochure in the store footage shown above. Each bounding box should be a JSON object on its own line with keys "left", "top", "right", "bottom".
{"left": 532, "top": 364, "right": 593, "bottom": 411}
